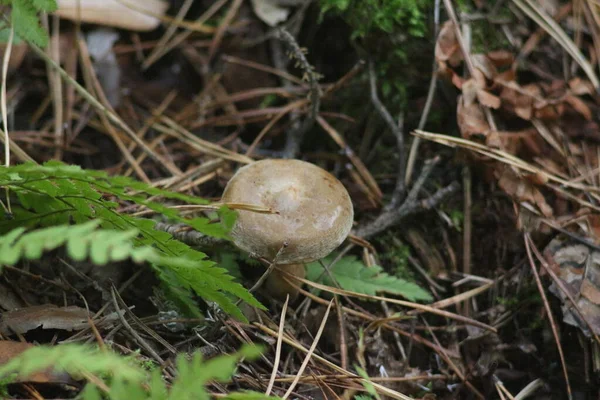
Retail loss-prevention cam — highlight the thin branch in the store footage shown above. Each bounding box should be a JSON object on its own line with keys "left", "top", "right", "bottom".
{"left": 356, "top": 157, "right": 459, "bottom": 239}
{"left": 278, "top": 27, "right": 321, "bottom": 158}
{"left": 368, "top": 60, "right": 405, "bottom": 203}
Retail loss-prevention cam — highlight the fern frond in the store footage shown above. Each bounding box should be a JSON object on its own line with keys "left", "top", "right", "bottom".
{"left": 30, "top": 0, "right": 57, "bottom": 12}
{"left": 0, "top": 342, "right": 265, "bottom": 399}
{"left": 0, "top": 343, "right": 144, "bottom": 384}
{"left": 9, "top": 0, "right": 50, "bottom": 47}
{"left": 0, "top": 221, "right": 263, "bottom": 321}
{"left": 306, "top": 255, "right": 432, "bottom": 302}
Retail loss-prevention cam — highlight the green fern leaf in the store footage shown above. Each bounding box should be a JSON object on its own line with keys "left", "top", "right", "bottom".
{"left": 306, "top": 255, "right": 432, "bottom": 302}
{"left": 0, "top": 343, "right": 145, "bottom": 384}
{"left": 30, "top": 0, "right": 57, "bottom": 12}
{"left": 10, "top": 0, "right": 49, "bottom": 47}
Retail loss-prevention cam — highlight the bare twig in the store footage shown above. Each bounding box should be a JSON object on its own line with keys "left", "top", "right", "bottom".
{"left": 368, "top": 60, "right": 405, "bottom": 204}
{"left": 405, "top": 0, "right": 441, "bottom": 184}
{"left": 356, "top": 157, "right": 459, "bottom": 239}
{"left": 523, "top": 233, "right": 572, "bottom": 400}
{"left": 277, "top": 27, "right": 321, "bottom": 158}
{"left": 154, "top": 222, "right": 228, "bottom": 248}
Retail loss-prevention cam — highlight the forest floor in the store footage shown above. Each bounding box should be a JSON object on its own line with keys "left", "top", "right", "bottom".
{"left": 0, "top": 0, "right": 599, "bottom": 399}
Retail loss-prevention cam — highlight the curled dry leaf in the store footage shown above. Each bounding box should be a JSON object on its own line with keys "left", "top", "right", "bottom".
{"left": 486, "top": 50, "right": 515, "bottom": 68}
{"left": 457, "top": 95, "right": 502, "bottom": 148}
{"left": 544, "top": 236, "right": 600, "bottom": 336}
{"left": 496, "top": 166, "right": 553, "bottom": 217}
{"left": 0, "top": 341, "right": 74, "bottom": 384}
{"left": 0, "top": 304, "right": 90, "bottom": 335}
{"left": 435, "top": 20, "right": 462, "bottom": 67}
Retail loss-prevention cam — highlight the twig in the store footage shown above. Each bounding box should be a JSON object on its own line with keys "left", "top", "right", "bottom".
{"left": 110, "top": 286, "right": 166, "bottom": 366}
{"left": 405, "top": 0, "right": 441, "bottom": 184}
{"left": 277, "top": 27, "right": 321, "bottom": 158}
{"left": 1, "top": 25, "right": 13, "bottom": 215}
{"left": 368, "top": 60, "right": 405, "bottom": 204}
{"left": 523, "top": 233, "right": 572, "bottom": 400}
{"left": 154, "top": 222, "right": 228, "bottom": 248}
{"left": 356, "top": 157, "right": 459, "bottom": 239}
{"left": 266, "top": 296, "right": 289, "bottom": 396}
{"left": 462, "top": 166, "right": 472, "bottom": 316}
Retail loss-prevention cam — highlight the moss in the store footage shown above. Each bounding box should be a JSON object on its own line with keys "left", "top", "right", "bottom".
{"left": 319, "top": 0, "right": 428, "bottom": 39}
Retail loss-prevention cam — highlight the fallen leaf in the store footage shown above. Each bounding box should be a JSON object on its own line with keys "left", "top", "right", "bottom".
{"left": 569, "top": 77, "right": 594, "bottom": 95}
{"left": 486, "top": 50, "right": 514, "bottom": 67}
{"left": 544, "top": 236, "right": 600, "bottom": 336}
{"left": 564, "top": 94, "right": 592, "bottom": 120}
{"left": 435, "top": 20, "right": 462, "bottom": 67}
{"left": 472, "top": 54, "right": 498, "bottom": 80}
{"left": 0, "top": 304, "right": 90, "bottom": 335}
{"left": 477, "top": 89, "right": 501, "bottom": 109}
{"left": 496, "top": 167, "right": 553, "bottom": 217}
{"left": 0, "top": 341, "right": 74, "bottom": 384}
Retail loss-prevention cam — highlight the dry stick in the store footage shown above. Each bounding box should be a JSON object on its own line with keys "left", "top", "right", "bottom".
{"left": 256, "top": 323, "right": 437, "bottom": 400}
{"left": 28, "top": 43, "right": 171, "bottom": 172}
{"left": 512, "top": 0, "right": 599, "bottom": 89}
{"left": 76, "top": 36, "right": 150, "bottom": 183}
{"left": 50, "top": 15, "right": 63, "bottom": 160}
{"left": 278, "top": 27, "right": 321, "bottom": 159}
{"left": 356, "top": 157, "right": 459, "bottom": 239}
{"left": 145, "top": 0, "right": 194, "bottom": 67}
{"left": 368, "top": 60, "right": 405, "bottom": 203}
{"left": 208, "top": 0, "right": 243, "bottom": 63}
{"left": 282, "top": 300, "right": 333, "bottom": 399}
{"left": 462, "top": 166, "right": 472, "bottom": 316}
{"left": 266, "top": 295, "right": 289, "bottom": 396}
{"left": 143, "top": 0, "right": 227, "bottom": 69}
{"left": 124, "top": 90, "right": 181, "bottom": 177}
{"left": 405, "top": 0, "right": 441, "bottom": 184}
{"left": 523, "top": 233, "right": 572, "bottom": 400}
{"left": 0, "top": 26, "right": 13, "bottom": 215}
{"left": 334, "top": 295, "right": 348, "bottom": 371}
{"left": 291, "top": 283, "right": 484, "bottom": 399}
{"left": 110, "top": 287, "right": 166, "bottom": 366}
{"left": 292, "top": 274, "right": 495, "bottom": 332}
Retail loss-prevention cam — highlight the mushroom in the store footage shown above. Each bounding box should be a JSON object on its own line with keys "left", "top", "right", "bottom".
{"left": 221, "top": 159, "right": 354, "bottom": 299}
{"left": 53, "top": 0, "right": 168, "bottom": 32}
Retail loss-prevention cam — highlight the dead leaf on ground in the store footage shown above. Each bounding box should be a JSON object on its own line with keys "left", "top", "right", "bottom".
{"left": 0, "top": 304, "right": 90, "bottom": 335}
{"left": 544, "top": 237, "right": 600, "bottom": 336}
{"left": 0, "top": 341, "right": 74, "bottom": 384}
{"left": 496, "top": 166, "right": 553, "bottom": 217}
{"left": 435, "top": 20, "right": 462, "bottom": 67}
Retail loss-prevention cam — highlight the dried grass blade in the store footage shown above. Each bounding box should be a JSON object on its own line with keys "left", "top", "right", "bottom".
{"left": 266, "top": 296, "right": 288, "bottom": 396}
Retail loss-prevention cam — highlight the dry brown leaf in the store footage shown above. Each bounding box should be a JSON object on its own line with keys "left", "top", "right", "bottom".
{"left": 564, "top": 94, "right": 592, "bottom": 120}
{"left": 471, "top": 54, "right": 498, "bottom": 80}
{"left": 477, "top": 89, "right": 501, "bottom": 109}
{"left": 435, "top": 20, "right": 462, "bottom": 67}
{"left": 0, "top": 341, "right": 74, "bottom": 384}
{"left": 486, "top": 50, "right": 514, "bottom": 67}
{"left": 569, "top": 77, "right": 594, "bottom": 95}
{"left": 0, "top": 304, "right": 90, "bottom": 335}
{"left": 544, "top": 236, "right": 600, "bottom": 336}
{"left": 496, "top": 167, "right": 553, "bottom": 217}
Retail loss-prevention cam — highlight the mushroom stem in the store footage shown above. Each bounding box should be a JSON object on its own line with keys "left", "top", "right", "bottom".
{"left": 264, "top": 264, "right": 305, "bottom": 301}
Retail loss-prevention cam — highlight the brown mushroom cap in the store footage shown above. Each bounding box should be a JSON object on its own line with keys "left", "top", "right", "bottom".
{"left": 221, "top": 159, "right": 354, "bottom": 264}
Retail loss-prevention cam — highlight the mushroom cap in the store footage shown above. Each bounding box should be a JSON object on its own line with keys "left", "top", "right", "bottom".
{"left": 221, "top": 159, "right": 354, "bottom": 264}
